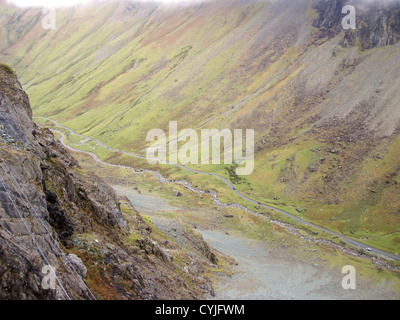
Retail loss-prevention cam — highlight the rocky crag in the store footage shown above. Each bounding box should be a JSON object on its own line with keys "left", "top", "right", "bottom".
{"left": 313, "top": 0, "right": 400, "bottom": 49}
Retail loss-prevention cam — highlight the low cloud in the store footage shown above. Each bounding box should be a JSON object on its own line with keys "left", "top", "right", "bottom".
{"left": 7, "top": 0, "right": 209, "bottom": 8}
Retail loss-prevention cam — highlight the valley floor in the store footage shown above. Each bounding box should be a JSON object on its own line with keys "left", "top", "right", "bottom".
{"left": 71, "top": 150, "right": 400, "bottom": 300}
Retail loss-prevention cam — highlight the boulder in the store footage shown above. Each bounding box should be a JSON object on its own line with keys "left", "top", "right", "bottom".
{"left": 67, "top": 254, "right": 87, "bottom": 278}
{"left": 173, "top": 191, "right": 182, "bottom": 197}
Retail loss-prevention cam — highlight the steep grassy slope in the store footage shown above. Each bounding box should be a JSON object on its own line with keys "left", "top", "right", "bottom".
{"left": 1, "top": 0, "right": 400, "bottom": 254}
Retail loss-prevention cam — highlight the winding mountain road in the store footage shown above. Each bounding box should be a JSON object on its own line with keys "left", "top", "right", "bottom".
{"left": 35, "top": 116, "right": 400, "bottom": 261}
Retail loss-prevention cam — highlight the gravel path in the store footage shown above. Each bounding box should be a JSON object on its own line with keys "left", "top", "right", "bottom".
{"left": 112, "top": 185, "right": 179, "bottom": 213}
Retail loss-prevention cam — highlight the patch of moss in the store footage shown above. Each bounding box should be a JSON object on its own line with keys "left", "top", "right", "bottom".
{"left": 0, "top": 63, "right": 15, "bottom": 75}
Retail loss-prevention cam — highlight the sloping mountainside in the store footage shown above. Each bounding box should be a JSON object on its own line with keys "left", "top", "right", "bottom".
{"left": 0, "top": 0, "right": 400, "bottom": 254}
{"left": 0, "top": 65, "right": 217, "bottom": 299}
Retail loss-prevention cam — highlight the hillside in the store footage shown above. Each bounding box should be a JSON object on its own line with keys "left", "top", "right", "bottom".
{"left": 1, "top": 0, "right": 400, "bottom": 255}
{"left": 0, "top": 64, "right": 218, "bottom": 299}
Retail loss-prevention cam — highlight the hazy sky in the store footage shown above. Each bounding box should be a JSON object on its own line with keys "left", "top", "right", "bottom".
{"left": 8, "top": 0, "right": 92, "bottom": 6}
{"left": 7, "top": 0, "right": 205, "bottom": 7}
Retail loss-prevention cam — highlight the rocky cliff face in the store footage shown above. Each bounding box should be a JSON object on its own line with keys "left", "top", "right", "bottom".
{"left": 0, "top": 65, "right": 215, "bottom": 300}
{"left": 313, "top": 0, "right": 400, "bottom": 50}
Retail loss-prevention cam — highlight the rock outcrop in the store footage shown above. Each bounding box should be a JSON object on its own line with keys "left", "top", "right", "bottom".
{"left": 313, "top": 0, "right": 400, "bottom": 50}
{"left": 0, "top": 65, "right": 214, "bottom": 300}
